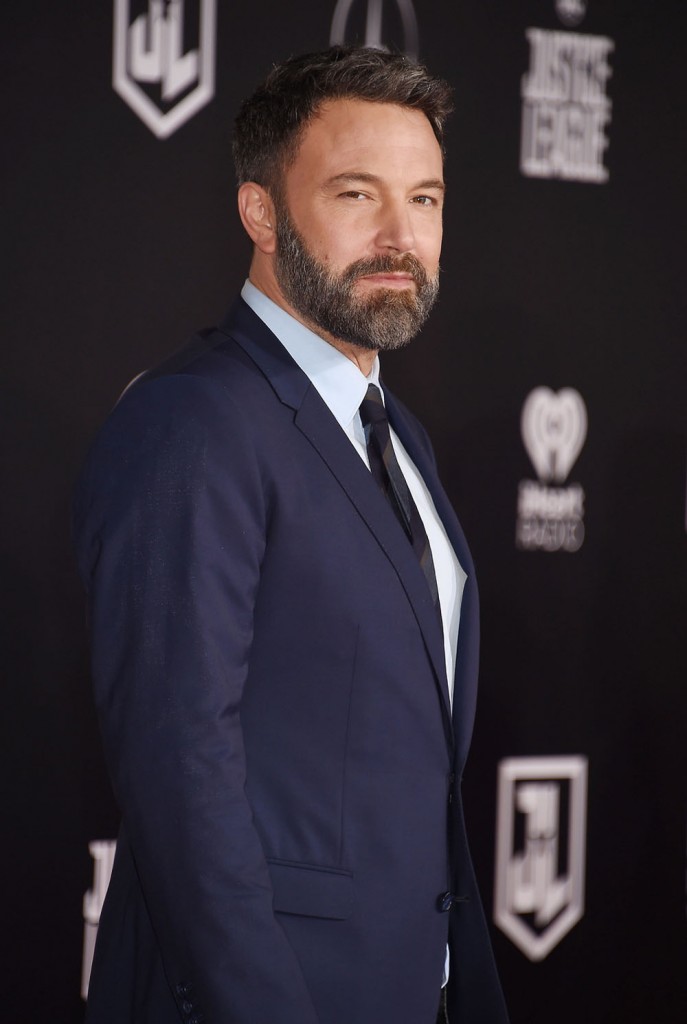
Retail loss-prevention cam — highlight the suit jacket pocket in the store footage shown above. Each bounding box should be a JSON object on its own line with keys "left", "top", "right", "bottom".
{"left": 267, "top": 859, "right": 354, "bottom": 920}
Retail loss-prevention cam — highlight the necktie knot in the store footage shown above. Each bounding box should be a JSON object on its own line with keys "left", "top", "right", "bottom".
{"left": 359, "top": 383, "right": 388, "bottom": 430}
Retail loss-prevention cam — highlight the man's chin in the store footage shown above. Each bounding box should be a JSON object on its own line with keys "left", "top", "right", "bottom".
{"left": 357, "top": 286, "right": 420, "bottom": 317}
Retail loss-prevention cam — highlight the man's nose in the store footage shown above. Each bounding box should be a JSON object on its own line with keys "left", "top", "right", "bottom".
{"left": 374, "top": 200, "right": 415, "bottom": 254}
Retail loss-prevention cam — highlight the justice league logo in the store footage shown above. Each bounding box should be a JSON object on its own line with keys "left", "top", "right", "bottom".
{"left": 516, "top": 386, "right": 588, "bottom": 553}
{"left": 330, "top": 0, "right": 419, "bottom": 61}
{"left": 494, "top": 756, "right": 588, "bottom": 961}
{"left": 520, "top": 6, "right": 614, "bottom": 185}
{"left": 113, "top": 0, "right": 217, "bottom": 139}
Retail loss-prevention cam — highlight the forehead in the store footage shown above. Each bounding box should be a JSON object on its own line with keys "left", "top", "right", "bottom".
{"left": 286, "top": 98, "right": 444, "bottom": 188}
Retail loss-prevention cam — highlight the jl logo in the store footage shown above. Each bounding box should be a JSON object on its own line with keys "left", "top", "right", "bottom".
{"left": 494, "top": 757, "right": 588, "bottom": 960}
{"left": 113, "top": 0, "right": 217, "bottom": 139}
{"left": 330, "top": 0, "right": 419, "bottom": 61}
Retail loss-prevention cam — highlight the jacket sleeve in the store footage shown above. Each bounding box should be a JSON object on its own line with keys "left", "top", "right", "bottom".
{"left": 74, "top": 372, "right": 320, "bottom": 1024}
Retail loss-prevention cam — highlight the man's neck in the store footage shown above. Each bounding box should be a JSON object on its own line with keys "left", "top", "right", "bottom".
{"left": 247, "top": 269, "right": 378, "bottom": 377}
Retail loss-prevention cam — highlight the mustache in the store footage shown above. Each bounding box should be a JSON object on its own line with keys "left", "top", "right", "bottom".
{"left": 341, "top": 253, "right": 430, "bottom": 288}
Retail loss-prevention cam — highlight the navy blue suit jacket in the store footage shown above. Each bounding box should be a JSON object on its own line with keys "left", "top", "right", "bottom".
{"left": 74, "top": 298, "right": 509, "bottom": 1024}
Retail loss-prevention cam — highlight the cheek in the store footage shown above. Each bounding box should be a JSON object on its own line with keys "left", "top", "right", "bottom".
{"left": 419, "top": 222, "right": 443, "bottom": 270}
{"left": 300, "top": 213, "right": 354, "bottom": 267}
{"left": 317, "top": 228, "right": 365, "bottom": 270}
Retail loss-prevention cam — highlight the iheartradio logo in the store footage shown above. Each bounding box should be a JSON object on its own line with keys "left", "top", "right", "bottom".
{"left": 521, "top": 387, "right": 588, "bottom": 484}
{"left": 516, "top": 387, "right": 588, "bottom": 553}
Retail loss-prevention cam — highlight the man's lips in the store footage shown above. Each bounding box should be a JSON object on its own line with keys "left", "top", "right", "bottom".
{"left": 356, "top": 272, "right": 417, "bottom": 289}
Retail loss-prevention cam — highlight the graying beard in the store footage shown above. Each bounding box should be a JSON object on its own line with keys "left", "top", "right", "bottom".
{"left": 273, "top": 207, "right": 439, "bottom": 351}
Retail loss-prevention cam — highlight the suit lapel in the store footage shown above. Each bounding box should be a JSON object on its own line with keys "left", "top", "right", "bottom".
{"left": 220, "top": 300, "right": 451, "bottom": 729}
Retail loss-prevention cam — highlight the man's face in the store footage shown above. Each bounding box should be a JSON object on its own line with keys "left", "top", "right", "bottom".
{"left": 272, "top": 98, "right": 445, "bottom": 352}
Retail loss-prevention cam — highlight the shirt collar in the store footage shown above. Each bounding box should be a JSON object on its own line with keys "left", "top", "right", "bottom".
{"left": 241, "top": 279, "right": 381, "bottom": 430}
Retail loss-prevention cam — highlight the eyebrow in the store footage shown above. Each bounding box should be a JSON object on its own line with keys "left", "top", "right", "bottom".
{"left": 323, "top": 172, "right": 446, "bottom": 194}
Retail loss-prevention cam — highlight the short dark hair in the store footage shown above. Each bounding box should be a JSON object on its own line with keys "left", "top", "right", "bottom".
{"left": 232, "top": 46, "right": 453, "bottom": 192}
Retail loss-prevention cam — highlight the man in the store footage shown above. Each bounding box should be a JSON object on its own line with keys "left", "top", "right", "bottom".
{"left": 74, "top": 47, "right": 509, "bottom": 1024}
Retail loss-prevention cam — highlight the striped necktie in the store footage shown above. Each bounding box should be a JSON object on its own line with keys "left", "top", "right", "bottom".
{"left": 359, "top": 384, "right": 441, "bottom": 613}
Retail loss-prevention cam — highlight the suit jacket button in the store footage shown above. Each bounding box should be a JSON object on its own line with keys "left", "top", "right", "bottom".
{"left": 182, "top": 1001, "right": 193, "bottom": 1014}
{"left": 437, "top": 891, "right": 454, "bottom": 912}
{"left": 176, "top": 982, "right": 192, "bottom": 997}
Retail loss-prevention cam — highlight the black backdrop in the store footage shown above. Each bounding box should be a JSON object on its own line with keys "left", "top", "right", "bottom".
{"left": 3, "top": 2, "right": 686, "bottom": 1021}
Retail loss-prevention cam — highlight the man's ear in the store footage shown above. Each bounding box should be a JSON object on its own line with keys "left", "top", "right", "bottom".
{"left": 237, "top": 182, "right": 277, "bottom": 254}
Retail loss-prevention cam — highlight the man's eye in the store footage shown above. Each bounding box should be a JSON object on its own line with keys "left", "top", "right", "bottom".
{"left": 340, "top": 191, "right": 367, "bottom": 200}
{"left": 411, "top": 195, "right": 435, "bottom": 207}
